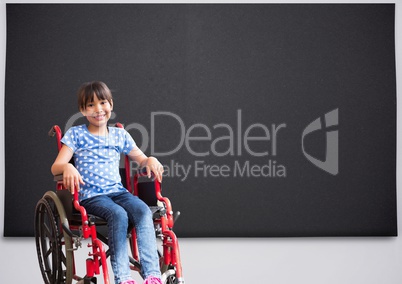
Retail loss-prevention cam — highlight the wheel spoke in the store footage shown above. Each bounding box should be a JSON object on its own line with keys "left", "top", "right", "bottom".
{"left": 43, "top": 222, "right": 52, "bottom": 239}
{"left": 44, "top": 245, "right": 53, "bottom": 259}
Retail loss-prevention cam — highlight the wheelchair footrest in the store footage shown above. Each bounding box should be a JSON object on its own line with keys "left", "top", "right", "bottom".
{"left": 76, "top": 277, "right": 97, "bottom": 284}
{"left": 85, "top": 277, "right": 97, "bottom": 284}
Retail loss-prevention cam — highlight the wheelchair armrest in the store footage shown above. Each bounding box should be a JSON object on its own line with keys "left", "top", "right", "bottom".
{"left": 134, "top": 169, "right": 175, "bottom": 228}
{"left": 54, "top": 174, "right": 63, "bottom": 182}
{"left": 53, "top": 174, "right": 92, "bottom": 237}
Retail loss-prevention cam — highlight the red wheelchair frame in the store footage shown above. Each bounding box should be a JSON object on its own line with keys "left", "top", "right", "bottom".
{"left": 34, "top": 124, "right": 184, "bottom": 284}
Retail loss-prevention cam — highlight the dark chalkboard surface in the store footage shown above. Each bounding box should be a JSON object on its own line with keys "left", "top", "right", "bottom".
{"left": 5, "top": 4, "right": 396, "bottom": 237}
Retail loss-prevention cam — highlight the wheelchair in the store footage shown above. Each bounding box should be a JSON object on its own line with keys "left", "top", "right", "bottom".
{"left": 34, "top": 124, "right": 185, "bottom": 284}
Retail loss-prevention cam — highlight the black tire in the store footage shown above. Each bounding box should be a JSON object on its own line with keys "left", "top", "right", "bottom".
{"left": 35, "top": 192, "right": 73, "bottom": 284}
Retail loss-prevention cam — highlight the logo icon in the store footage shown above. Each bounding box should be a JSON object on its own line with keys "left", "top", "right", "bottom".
{"left": 301, "top": 109, "right": 339, "bottom": 175}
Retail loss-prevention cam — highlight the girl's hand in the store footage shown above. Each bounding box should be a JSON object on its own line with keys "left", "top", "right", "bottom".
{"left": 62, "top": 163, "right": 85, "bottom": 194}
{"left": 144, "top": 156, "right": 164, "bottom": 183}
{"left": 127, "top": 147, "right": 164, "bottom": 182}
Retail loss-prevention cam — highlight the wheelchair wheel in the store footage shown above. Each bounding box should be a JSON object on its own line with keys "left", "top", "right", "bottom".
{"left": 162, "top": 268, "right": 178, "bottom": 284}
{"left": 35, "top": 192, "right": 74, "bottom": 284}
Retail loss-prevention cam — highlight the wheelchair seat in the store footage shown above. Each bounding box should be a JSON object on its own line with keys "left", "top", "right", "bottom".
{"left": 54, "top": 173, "right": 167, "bottom": 227}
{"left": 55, "top": 185, "right": 107, "bottom": 226}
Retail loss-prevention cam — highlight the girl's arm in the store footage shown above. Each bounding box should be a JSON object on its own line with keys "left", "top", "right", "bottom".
{"left": 51, "top": 144, "right": 85, "bottom": 193}
{"left": 127, "top": 147, "right": 164, "bottom": 182}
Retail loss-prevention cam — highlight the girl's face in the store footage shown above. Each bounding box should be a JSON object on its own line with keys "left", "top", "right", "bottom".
{"left": 81, "top": 94, "right": 113, "bottom": 132}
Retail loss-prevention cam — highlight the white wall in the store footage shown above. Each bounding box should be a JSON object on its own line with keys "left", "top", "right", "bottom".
{"left": 1, "top": 0, "right": 401, "bottom": 283}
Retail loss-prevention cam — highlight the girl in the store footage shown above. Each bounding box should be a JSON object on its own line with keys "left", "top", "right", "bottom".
{"left": 51, "top": 81, "right": 163, "bottom": 284}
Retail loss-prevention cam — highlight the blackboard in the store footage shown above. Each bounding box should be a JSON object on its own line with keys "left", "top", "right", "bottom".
{"left": 5, "top": 4, "right": 397, "bottom": 237}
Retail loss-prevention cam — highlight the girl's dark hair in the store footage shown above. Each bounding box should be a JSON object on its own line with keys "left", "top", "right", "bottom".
{"left": 77, "top": 81, "right": 113, "bottom": 110}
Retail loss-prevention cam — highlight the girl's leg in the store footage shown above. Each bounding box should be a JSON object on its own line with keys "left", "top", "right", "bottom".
{"left": 81, "top": 194, "right": 134, "bottom": 284}
{"left": 112, "top": 191, "right": 161, "bottom": 279}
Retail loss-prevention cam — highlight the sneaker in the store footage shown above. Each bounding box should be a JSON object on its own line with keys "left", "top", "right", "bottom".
{"left": 143, "top": 276, "right": 162, "bottom": 284}
{"left": 120, "top": 280, "right": 138, "bottom": 284}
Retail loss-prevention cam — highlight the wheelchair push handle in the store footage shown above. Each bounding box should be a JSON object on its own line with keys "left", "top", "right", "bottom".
{"left": 48, "top": 125, "right": 61, "bottom": 137}
{"left": 49, "top": 125, "right": 63, "bottom": 151}
{"left": 48, "top": 126, "right": 56, "bottom": 137}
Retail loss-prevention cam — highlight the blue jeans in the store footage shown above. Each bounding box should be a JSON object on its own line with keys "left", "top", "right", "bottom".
{"left": 81, "top": 191, "right": 161, "bottom": 284}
